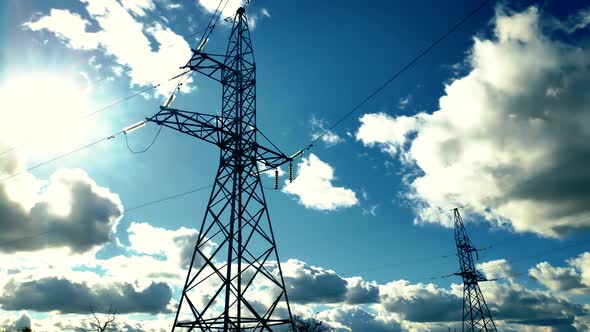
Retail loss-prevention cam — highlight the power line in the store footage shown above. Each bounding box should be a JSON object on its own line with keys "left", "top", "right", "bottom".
{"left": 0, "top": 9, "right": 234, "bottom": 160}
{"left": 0, "top": 230, "right": 54, "bottom": 247}
{"left": 306, "top": 0, "right": 492, "bottom": 149}
{"left": 312, "top": 212, "right": 590, "bottom": 285}
{"left": 124, "top": 185, "right": 213, "bottom": 212}
{"left": 83, "top": 24, "right": 213, "bottom": 89}
{"left": 259, "top": 0, "right": 494, "bottom": 191}
{"left": 482, "top": 214, "right": 590, "bottom": 251}
{"left": 0, "top": 132, "right": 123, "bottom": 184}
{"left": 125, "top": 125, "right": 164, "bottom": 154}
{"left": 451, "top": 238, "right": 588, "bottom": 282}
{"left": 247, "top": 237, "right": 589, "bottom": 306}
{"left": 413, "top": 239, "right": 584, "bottom": 284}
{"left": 0, "top": 184, "right": 213, "bottom": 247}
{"left": 0, "top": 85, "right": 159, "bottom": 159}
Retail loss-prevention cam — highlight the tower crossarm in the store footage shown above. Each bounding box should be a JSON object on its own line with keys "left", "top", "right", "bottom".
{"left": 454, "top": 270, "right": 489, "bottom": 283}
{"left": 146, "top": 106, "right": 230, "bottom": 146}
{"left": 255, "top": 143, "right": 291, "bottom": 169}
{"left": 147, "top": 107, "right": 292, "bottom": 168}
{"left": 181, "top": 50, "right": 237, "bottom": 85}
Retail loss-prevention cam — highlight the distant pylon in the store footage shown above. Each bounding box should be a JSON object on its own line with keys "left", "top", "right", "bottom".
{"left": 147, "top": 7, "right": 294, "bottom": 331}
{"left": 453, "top": 208, "right": 497, "bottom": 332}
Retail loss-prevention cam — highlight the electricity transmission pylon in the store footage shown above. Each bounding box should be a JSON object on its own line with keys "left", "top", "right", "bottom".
{"left": 147, "top": 7, "right": 294, "bottom": 331}
{"left": 453, "top": 208, "right": 497, "bottom": 332}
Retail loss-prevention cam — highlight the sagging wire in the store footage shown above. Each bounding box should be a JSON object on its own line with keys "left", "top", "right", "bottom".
{"left": 124, "top": 40, "right": 199, "bottom": 154}
{"left": 125, "top": 122, "right": 163, "bottom": 154}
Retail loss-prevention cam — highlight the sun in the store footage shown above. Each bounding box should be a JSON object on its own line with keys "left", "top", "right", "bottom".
{"left": 0, "top": 72, "right": 98, "bottom": 153}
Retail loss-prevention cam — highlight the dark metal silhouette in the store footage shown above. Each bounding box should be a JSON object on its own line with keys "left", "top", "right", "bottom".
{"left": 147, "top": 7, "right": 294, "bottom": 331}
{"left": 453, "top": 208, "right": 497, "bottom": 332}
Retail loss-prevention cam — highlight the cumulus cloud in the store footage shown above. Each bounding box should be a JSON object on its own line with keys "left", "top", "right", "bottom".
{"left": 373, "top": 258, "right": 587, "bottom": 330}
{"left": 0, "top": 166, "right": 122, "bottom": 253}
{"left": 6, "top": 313, "right": 31, "bottom": 330}
{"left": 344, "top": 276, "right": 379, "bottom": 304}
{"left": 24, "top": 0, "right": 193, "bottom": 97}
{"left": 283, "top": 154, "right": 358, "bottom": 211}
{"left": 1, "top": 277, "right": 172, "bottom": 314}
{"left": 482, "top": 281, "right": 585, "bottom": 327}
{"left": 0, "top": 253, "right": 588, "bottom": 331}
{"left": 276, "top": 258, "right": 588, "bottom": 330}
{"left": 571, "top": 252, "right": 590, "bottom": 286}
{"left": 379, "top": 280, "right": 462, "bottom": 322}
{"left": 528, "top": 252, "right": 590, "bottom": 294}
{"left": 356, "top": 6, "right": 590, "bottom": 236}
{"left": 282, "top": 259, "right": 347, "bottom": 304}
{"left": 281, "top": 259, "right": 378, "bottom": 305}
{"left": 317, "top": 306, "right": 403, "bottom": 332}
{"left": 357, "top": 113, "right": 420, "bottom": 156}
{"left": 529, "top": 261, "right": 586, "bottom": 293}
{"left": 478, "top": 259, "right": 517, "bottom": 281}
{"left": 127, "top": 222, "right": 214, "bottom": 269}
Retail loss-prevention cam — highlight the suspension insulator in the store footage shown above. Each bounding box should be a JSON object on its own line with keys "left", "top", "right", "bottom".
{"left": 289, "top": 161, "right": 293, "bottom": 182}
{"left": 274, "top": 168, "right": 279, "bottom": 189}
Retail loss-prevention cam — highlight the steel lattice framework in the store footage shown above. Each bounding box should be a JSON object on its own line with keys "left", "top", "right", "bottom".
{"left": 453, "top": 208, "right": 497, "bottom": 332}
{"left": 147, "top": 7, "right": 294, "bottom": 331}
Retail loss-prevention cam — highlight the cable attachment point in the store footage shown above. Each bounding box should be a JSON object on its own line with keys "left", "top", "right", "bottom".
{"left": 123, "top": 120, "right": 146, "bottom": 134}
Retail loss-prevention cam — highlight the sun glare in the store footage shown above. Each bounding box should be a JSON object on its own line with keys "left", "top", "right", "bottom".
{"left": 0, "top": 73, "right": 97, "bottom": 152}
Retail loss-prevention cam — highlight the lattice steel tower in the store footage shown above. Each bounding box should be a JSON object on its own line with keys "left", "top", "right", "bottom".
{"left": 453, "top": 208, "right": 497, "bottom": 332}
{"left": 147, "top": 7, "right": 295, "bottom": 331}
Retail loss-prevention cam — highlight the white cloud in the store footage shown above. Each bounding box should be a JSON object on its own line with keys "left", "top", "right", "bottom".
{"left": 398, "top": 95, "right": 412, "bottom": 109}
{"left": 0, "top": 251, "right": 588, "bottom": 331}
{"left": 529, "top": 261, "right": 586, "bottom": 293}
{"left": 480, "top": 280, "right": 584, "bottom": 328}
{"left": 379, "top": 280, "right": 462, "bottom": 322}
{"left": 356, "top": 6, "right": 590, "bottom": 237}
{"left": 478, "top": 259, "right": 517, "bottom": 281}
{"left": 261, "top": 8, "right": 271, "bottom": 18}
{"left": 6, "top": 313, "right": 31, "bottom": 331}
{"left": 571, "top": 252, "right": 590, "bottom": 286}
{"left": 0, "top": 165, "right": 123, "bottom": 253}
{"left": 283, "top": 153, "right": 358, "bottom": 211}
{"left": 24, "top": 0, "right": 193, "bottom": 97}
{"left": 357, "top": 113, "right": 420, "bottom": 155}
{"left": 280, "top": 259, "right": 379, "bottom": 305}
{"left": 528, "top": 252, "right": 590, "bottom": 294}
{"left": 317, "top": 306, "right": 403, "bottom": 332}
{"left": 198, "top": 0, "right": 244, "bottom": 18}
{"left": 310, "top": 115, "right": 344, "bottom": 146}
{"left": 127, "top": 222, "right": 215, "bottom": 269}
{"left": 560, "top": 6, "right": 590, "bottom": 33}
{"left": 247, "top": 8, "right": 272, "bottom": 30}
{"left": 0, "top": 310, "right": 172, "bottom": 332}
{"left": 1, "top": 277, "right": 173, "bottom": 314}
{"left": 120, "top": 0, "right": 155, "bottom": 16}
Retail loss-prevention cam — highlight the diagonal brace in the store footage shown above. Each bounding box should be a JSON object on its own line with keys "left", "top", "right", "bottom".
{"left": 182, "top": 50, "right": 238, "bottom": 85}
{"left": 146, "top": 106, "right": 232, "bottom": 146}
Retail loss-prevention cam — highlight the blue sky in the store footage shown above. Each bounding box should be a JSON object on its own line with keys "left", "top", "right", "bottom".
{"left": 1, "top": 0, "right": 590, "bottom": 331}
